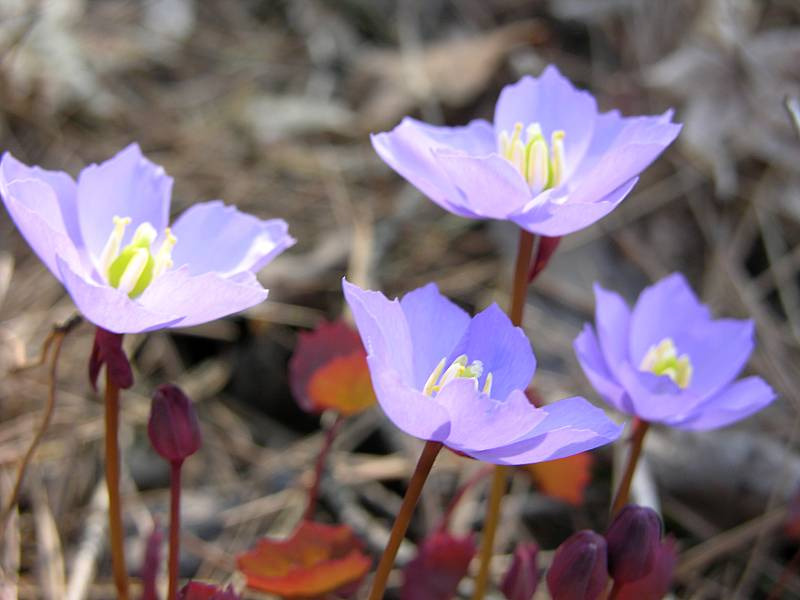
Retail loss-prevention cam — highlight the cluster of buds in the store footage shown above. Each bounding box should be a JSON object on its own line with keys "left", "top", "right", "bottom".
{"left": 546, "top": 505, "right": 675, "bottom": 600}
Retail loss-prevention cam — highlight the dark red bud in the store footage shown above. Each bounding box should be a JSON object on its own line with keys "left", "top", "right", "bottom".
{"left": 178, "top": 582, "right": 240, "bottom": 600}
{"left": 605, "top": 504, "right": 662, "bottom": 584}
{"left": 500, "top": 542, "right": 540, "bottom": 600}
{"left": 615, "top": 537, "right": 677, "bottom": 600}
{"left": 546, "top": 530, "right": 609, "bottom": 600}
{"left": 89, "top": 328, "right": 133, "bottom": 390}
{"left": 148, "top": 384, "right": 202, "bottom": 464}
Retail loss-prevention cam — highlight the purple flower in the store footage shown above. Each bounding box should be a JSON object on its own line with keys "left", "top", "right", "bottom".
{"left": 371, "top": 65, "right": 681, "bottom": 236}
{"left": 342, "top": 279, "right": 621, "bottom": 465}
{"left": 0, "top": 144, "right": 294, "bottom": 333}
{"left": 574, "top": 273, "right": 775, "bottom": 429}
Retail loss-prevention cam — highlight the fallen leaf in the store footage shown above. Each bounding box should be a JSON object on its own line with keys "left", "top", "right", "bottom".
{"left": 236, "top": 520, "right": 371, "bottom": 599}
{"left": 526, "top": 452, "right": 594, "bottom": 506}
{"left": 289, "top": 320, "right": 375, "bottom": 416}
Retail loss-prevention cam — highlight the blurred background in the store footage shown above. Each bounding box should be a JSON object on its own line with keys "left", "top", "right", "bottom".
{"left": 1, "top": 0, "right": 799, "bottom": 598}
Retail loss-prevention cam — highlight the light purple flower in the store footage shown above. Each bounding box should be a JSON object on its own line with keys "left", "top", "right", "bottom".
{"left": 0, "top": 144, "right": 294, "bottom": 333}
{"left": 343, "top": 279, "right": 621, "bottom": 465}
{"left": 574, "top": 273, "right": 775, "bottom": 430}
{"left": 371, "top": 65, "right": 681, "bottom": 236}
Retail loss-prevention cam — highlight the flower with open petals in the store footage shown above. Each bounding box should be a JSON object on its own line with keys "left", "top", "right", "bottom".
{"left": 0, "top": 144, "right": 294, "bottom": 333}
{"left": 371, "top": 65, "right": 681, "bottom": 236}
{"left": 574, "top": 273, "right": 775, "bottom": 429}
{"left": 343, "top": 279, "right": 621, "bottom": 464}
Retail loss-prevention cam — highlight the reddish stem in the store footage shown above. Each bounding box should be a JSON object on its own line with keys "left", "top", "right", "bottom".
{"left": 304, "top": 415, "right": 343, "bottom": 520}
{"left": 611, "top": 418, "right": 650, "bottom": 516}
{"left": 473, "top": 229, "right": 535, "bottom": 600}
{"left": 105, "top": 370, "right": 129, "bottom": 600}
{"left": 528, "top": 236, "right": 561, "bottom": 282}
{"left": 168, "top": 461, "right": 182, "bottom": 600}
{"left": 367, "top": 441, "right": 443, "bottom": 600}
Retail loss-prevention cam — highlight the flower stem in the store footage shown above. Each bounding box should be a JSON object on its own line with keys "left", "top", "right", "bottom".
{"left": 0, "top": 324, "right": 69, "bottom": 540}
{"left": 168, "top": 461, "right": 182, "bottom": 600}
{"left": 472, "top": 229, "right": 535, "bottom": 600}
{"left": 304, "top": 414, "right": 343, "bottom": 521}
{"left": 611, "top": 418, "right": 650, "bottom": 516}
{"left": 367, "top": 440, "right": 443, "bottom": 600}
{"left": 105, "top": 370, "right": 129, "bottom": 600}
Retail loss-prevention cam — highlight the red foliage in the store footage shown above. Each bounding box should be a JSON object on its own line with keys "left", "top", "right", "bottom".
{"left": 526, "top": 452, "right": 594, "bottom": 506}
{"left": 178, "top": 581, "right": 239, "bottom": 599}
{"left": 401, "top": 530, "right": 476, "bottom": 600}
{"left": 236, "top": 520, "right": 371, "bottom": 598}
{"left": 289, "top": 320, "right": 375, "bottom": 416}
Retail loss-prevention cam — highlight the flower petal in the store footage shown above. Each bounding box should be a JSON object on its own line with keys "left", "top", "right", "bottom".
{"left": 138, "top": 268, "right": 269, "bottom": 329}
{"left": 446, "top": 303, "right": 536, "bottom": 401}
{"left": 435, "top": 383, "right": 546, "bottom": 452}
{"left": 399, "top": 283, "right": 470, "bottom": 389}
{"left": 77, "top": 143, "right": 172, "bottom": 261}
{"left": 1, "top": 178, "right": 87, "bottom": 281}
{"left": 433, "top": 151, "right": 533, "bottom": 218}
{"left": 629, "top": 273, "right": 710, "bottom": 365}
{"left": 370, "top": 118, "right": 493, "bottom": 218}
{"left": 466, "top": 396, "right": 622, "bottom": 465}
{"left": 56, "top": 256, "right": 182, "bottom": 333}
{"left": 666, "top": 376, "right": 775, "bottom": 431}
{"left": 573, "top": 324, "right": 631, "bottom": 414}
{"left": 592, "top": 282, "right": 633, "bottom": 377}
{"left": 493, "top": 66, "right": 598, "bottom": 180}
{"left": 510, "top": 177, "right": 638, "bottom": 237}
{"left": 568, "top": 110, "right": 681, "bottom": 204}
{"left": 0, "top": 152, "right": 84, "bottom": 251}
{"left": 170, "top": 201, "right": 295, "bottom": 276}
{"left": 615, "top": 362, "right": 702, "bottom": 423}
{"left": 342, "top": 279, "right": 414, "bottom": 384}
{"left": 675, "top": 318, "right": 754, "bottom": 398}
{"left": 367, "top": 358, "right": 451, "bottom": 442}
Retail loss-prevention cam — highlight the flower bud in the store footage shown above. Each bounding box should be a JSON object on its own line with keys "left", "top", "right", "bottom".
{"left": 500, "top": 542, "right": 540, "bottom": 600}
{"left": 605, "top": 504, "right": 662, "bottom": 583}
{"left": 546, "top": 530, "right": 608, "bottom": 600}
{"left": 148, "top": 384, "right": 202, "bottom": 464}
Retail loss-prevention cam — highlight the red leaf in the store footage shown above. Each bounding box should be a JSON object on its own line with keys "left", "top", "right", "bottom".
{"left": 401, "top": 530, "right": 476, "bottom": 600}
{"left": 526, "top": 452, "right": 594, "bottom": 506}
{"left": 178, "top": 582, "right": 239, "bottom": 600}
{"left": 289, "top": 320, "right": 375, "bottom": 416}
{"left": 236, "top": 520, "right": 371, "bottom": 598}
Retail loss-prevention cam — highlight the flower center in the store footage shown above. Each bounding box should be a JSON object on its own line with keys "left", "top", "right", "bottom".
{"left": 422, "top": 354, "right": 492, "bottom": 397}
{"left": 98, "top": 216, "right": 177, "bottom": 298}
{"left": 498, "top": 122, "right": 566, "bottom": 194}
{"left": 639, "top": 338, "right": 692, "bottom": 389}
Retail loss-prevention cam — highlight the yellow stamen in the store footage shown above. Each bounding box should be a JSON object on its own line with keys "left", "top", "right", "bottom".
{"left": 98, "top": 216, "right": 131, "bottom": 276}
{"left": 423, "top": 354, "right": 486, "bottom": 396}
{"left": 153, "top": 228, "right": 177, "bottom": 278}
{"left": 639, "top": 338, "right": 693, "bottom": 389}
{"left": 497, "top": 122, "right": 566, "bottom": 192}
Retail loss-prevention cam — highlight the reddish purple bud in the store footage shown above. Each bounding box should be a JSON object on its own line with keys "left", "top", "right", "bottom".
{"left": 500, "top": 542, "right": 540, "bottom": 600}
{"left": 89, "top": 327, "right": 133, "bottom": 390}
{"left": 148, "top": 384, "right": 202, "bottom": 464}
{"left": 178, "top": 582, "right": 239, "bottom": 600}
{"left": 401, "top": 530, "right": 476, "bottom": 600}
{"left": 546, "top": 530, "right": 608, "bottom": 600}
{"left": 605, "top": 505, "right": 662, "bottom": 584}
{"left": 140, "top": 522, "right": 163, "bottom": 600}
{"left": 615, "top": 537, "right": 677, "bottom": 600}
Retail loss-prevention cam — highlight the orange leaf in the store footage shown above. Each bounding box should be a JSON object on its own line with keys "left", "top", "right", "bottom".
{"left": 526, "top": 452, "right": 593, "bottom": 506}
{"left": 236, "top": 520, "right": 371, "bottom": 598}
{"left": 289, "top": 320, "right": 375, "bottom": 416}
